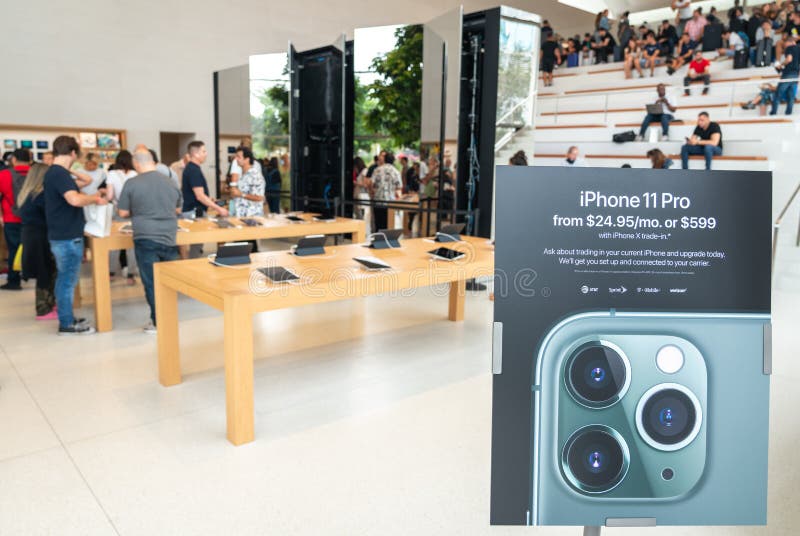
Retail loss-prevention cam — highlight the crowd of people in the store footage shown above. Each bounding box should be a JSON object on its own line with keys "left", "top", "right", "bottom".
{"left": 0, "top": 137, "right": 282, "bottom": 336}
{"left": 353, "top": 150, "right": 455, "bottom": 235}
{"left": 541, "top": 1, "right": 800, "bottom": 114}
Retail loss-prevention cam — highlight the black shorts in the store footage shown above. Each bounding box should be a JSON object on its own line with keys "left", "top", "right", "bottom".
{"left": 541, "top": 59, "right": 555, "bottom": 73}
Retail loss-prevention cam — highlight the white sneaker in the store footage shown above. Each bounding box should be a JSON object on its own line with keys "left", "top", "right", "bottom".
{"left": 143, "top": 321, "right": 157, "bottom": 334}
{"left": 660, "top": 134, "right": 670, "bottom": 141}
{"left": 635, "top": 135, "right": 644, "bottom": 142}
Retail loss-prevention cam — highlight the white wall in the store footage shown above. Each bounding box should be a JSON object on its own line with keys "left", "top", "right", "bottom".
{"left": 0, "top": 0, "right": 593, "bottom": 193}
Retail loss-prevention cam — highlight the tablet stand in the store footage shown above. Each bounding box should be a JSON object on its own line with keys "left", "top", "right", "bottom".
{"left": 294, "top": 244, "right": 325, "bottom": 257}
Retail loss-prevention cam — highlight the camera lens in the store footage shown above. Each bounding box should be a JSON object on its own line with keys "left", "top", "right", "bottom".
{"left": 566, "top": 341, "right": 630, "bottom": 408}
{"left": 636, "top": 384, "right": 702, "bottom": 451}
{"left": 562, "top": 425, "right": 629, "bottom": 493}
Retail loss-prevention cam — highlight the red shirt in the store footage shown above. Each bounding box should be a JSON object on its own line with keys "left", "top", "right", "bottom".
{"left": 689, "top": 58, "right": 710, "bottom": 74}
{"left": 0, "top": 165, "right": 29, "bottom": 224}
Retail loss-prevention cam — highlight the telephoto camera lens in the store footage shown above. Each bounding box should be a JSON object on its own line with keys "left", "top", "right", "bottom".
{"left": 566, "top": 341, "right": 630, "bottom": 407}
{"left": 637, "top": 385, "right": 701, "bottom": 450}
{"left": 562, "top": 425, "right": 629, "bottom": 493}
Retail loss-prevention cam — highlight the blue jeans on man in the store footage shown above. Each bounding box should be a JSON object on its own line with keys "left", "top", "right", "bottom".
{"left": 3, "top": 222, "right": 22, "bottom": 287}
{"left": 681, "top": 144, "right": 723, "bottom": 170}
{"left": 134, "top": 238, "right": 178, "bottom": 325}
{"left": 770, "top": 78, "right": 798, "bottom": 116}
{"left": 639, "top": 113, "right": 674, "bottom": 138}
{"left": 267, "top": 185, "right": 281, "bottom": 215}
{"left": 49, "top": 237, "right": 83, "bottom": 328}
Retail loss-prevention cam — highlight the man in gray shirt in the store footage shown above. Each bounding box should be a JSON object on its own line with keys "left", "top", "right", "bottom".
{"left": 117, "top": 148, "right": 182, "bottom": 333}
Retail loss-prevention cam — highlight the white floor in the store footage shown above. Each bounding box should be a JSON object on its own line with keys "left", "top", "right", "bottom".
{"left": 0, "top": 233, "right": 798, "bottom": 535}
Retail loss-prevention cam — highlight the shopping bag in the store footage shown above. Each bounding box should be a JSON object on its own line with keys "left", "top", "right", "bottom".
{"left": 84, "top": 204, "right": 114, "bottom": 237}
{"left": 12, "top": 244, "right": 22, "bottom": 272}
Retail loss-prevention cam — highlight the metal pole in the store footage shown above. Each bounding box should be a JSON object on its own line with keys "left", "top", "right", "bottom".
{"left": 438, "top": 41, "right": 448, "bottom": 230}
{"left": 583, "top": 527, "right": 602, "bottom": 536}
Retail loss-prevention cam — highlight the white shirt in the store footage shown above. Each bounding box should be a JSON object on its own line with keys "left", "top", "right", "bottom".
{"left": 729, "top": 31, "right": 745, "bottom": 50}
{"left": 675, "top": 0, "right": 693, "bottom": 19}
{"left": 79, "top": 168, "right": 107, "bottom": 195}
{"left": 107, "top": 169, "right": 137, "bottom": 202}
{"left": 230, "top": 159, "right": 262, "bottom": 178}
{"left": 561, "top": 158, "right": 587, "bottom": 167}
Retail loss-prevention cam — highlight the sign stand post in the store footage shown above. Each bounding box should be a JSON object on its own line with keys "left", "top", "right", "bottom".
{"left": 583, "top": 527, "right": 601, "bottom": 536}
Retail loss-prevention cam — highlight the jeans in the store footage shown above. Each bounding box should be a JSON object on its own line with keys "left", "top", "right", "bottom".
{"left": 266, "top": 185, "right": 281, "bottom": 215}
{"left": 639, "top": 113, "right": 674, "bottom": 137}
{"left": 50, "top": 237, "right": 83, "bottom": 328}
{"left": 681, "top": 144, "right": 723, "bottom": 170}
{"left": 3, "top": 222, "right": 22, "bottom": 286}
{"left": 770, "top": 80, "right": 797, "bottom": 116}
{"left": 134, "top": 239, "right": 178, "bottom": 325}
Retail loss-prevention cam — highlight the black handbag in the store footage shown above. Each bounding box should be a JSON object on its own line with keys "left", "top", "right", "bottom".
{"left": 613, "top": 130, "right": 636, "bottom": 143}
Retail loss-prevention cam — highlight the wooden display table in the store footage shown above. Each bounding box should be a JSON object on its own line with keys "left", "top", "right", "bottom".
{"left": 154, "top": 236, "right": 494, "bottom": 445}
{"left": 88, "top": 214, "right": 366, "bottom": 332}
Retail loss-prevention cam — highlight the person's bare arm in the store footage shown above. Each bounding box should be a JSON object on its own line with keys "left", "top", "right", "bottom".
{"left": 118, "top": 208, "right": 131, "bottom": 218}
{"left": 63, "top": 191, "right": 107, "bottom": 208}
{"left": 192, "top": 186, "right": 228, "bottom": 216}
{"left": 71, "top": 171, "right": 92, "bottom": 188}
{"left": 698, "top": 132, "right": 721, "bottom": 146}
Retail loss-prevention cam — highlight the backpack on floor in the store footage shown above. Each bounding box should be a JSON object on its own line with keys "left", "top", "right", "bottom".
{"left": 754, "top": 38, "right": 773, "bottom": 67}
{"left": 733, "top": 48, "right": 749, "bottom": 69}
{"left": 613, "top": 130, "right": 636, "bottom": 143}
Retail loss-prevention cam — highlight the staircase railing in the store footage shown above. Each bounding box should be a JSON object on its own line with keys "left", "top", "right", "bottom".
{"left": 772, "top": 181, "right": 800, "bottom": 271}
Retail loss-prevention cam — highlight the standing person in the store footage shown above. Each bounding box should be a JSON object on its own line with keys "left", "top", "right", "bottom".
{"left": 41, "top": 152, "right": 54, "bottom": 166}
{"left": 0, "top": 148, "right": 30, "bottom": 290}
{"left": 683, "top": 50, "right": 711, "bottom": 95}
{"left": 227, "top": 139, "right": 262, "bottom": 186}
{"left": 229, "top": 146, "right": 265, "bottom": 218}
{"left": 541, "top": 33, "right": 562, "bottom": 87}
{"left": 561, "top": 146, "right": 587, "bottom": 167}
{"left": 17, "top": 163, "right": 57, "bottom": 319}
{"left": 680, "top": 111, "right": 723, "bottom": 170}
{"left": 116, "top": 149, "right": 182, "bottom": 333}
{"left": 370, "top": 151, "right": 402, "bottom": 230}
{"left": 169, "top": 153, "right": 189, "bottom": 186}
{"left": 147, "top": 148, "right": 180, "bottom": 189}
{"left": 78, "top": 153, "right": 107, "bottom": 195}
{"left": 353, "top": 156, "right": 372, "bottom": 235}
{"left": 181, "top": 140, "right": 227, "bottom": 258}
{"left": 673, "top": 0, "right": 694, "bottom": 37}
{"left": 771, "top": 35, "right": 799, "bottom": 116}
{"left": 44, "top": 135, "right": 108, "bottom": 335}
{"left": 106, "top": 150, "right": 137, "bottom": 284}
{"left": 638, "top": 84, "right": 678, "bottom": 141}
{"left": 264, "top": 157, "right": 282, "bottom": 215}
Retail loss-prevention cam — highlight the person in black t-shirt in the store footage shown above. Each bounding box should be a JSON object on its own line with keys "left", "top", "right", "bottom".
{"left": 44, "top": 135, "right": 108, "bottom": 335}
{"left": 540, "top": 34, "right": 562, "bottom": 87}
{"left": 179, "top": 140, "right": 226, "bottom": 258}
{"left": 591, "top": 28, "right": 616, "bottom": 64}
{"left": 771, "top": 35, "right": 799, "bottom": 115}
{"left": 680, "top": 112, "right": 723, "bottom": 170}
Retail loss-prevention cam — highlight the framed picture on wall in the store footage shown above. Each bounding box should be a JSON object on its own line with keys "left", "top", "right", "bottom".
{"left": 227, "top": 146, "right": 237, "bottom": 154}
{"left": 3, "top": 139, "right": 15, "bottom": 150}
{"left": 20, "top": 140, "right": 33, "bottom": 149}
{"left": 80, "top": 132, "right": 97, "bottom": 148}
{"left": 36, "top": 140, "right": 49, "bottom": 149}
{"left": 97, "top": 132, "right": 120, "bottom": 149}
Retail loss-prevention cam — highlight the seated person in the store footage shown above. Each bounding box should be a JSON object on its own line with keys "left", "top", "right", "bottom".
{"left": 561, "top": 146, "right": 587, "bottom": 167}
{"left": 591, "top": 28, "right": 616, "bottom": 64}
{"left": 683, "top": 50, "right": 711, "bottom": 96}
{"left": 637, "top": 84, "right": 677, "bottom": 141}
{"left": 647, "top": 148, "right": 674, "bottom": 169}
{"left": 623, "top": 39, "right": 644, "bottom": 79}
{"left": 680, "top": 112, "right": 723, "bottom": 170}
{"left": 668, "top": 33, "right": 694, "bottom": 75}
{"left": 657, "top": 19, "right": 678, "bottom": 56}
{"left": 641, "top": 32, "right": 661, "bottom": 77}
{"left": 717, "top": 28, "right": 746, "bottom": 58}
{"left": 508, "top": 150, "right": 528, "bottom": 166}
{"left": 741, "top": 83, "right": 777, "bottom": 116}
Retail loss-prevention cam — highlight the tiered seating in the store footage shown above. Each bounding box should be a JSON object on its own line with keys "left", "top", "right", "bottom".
{"left": 506, "top": 54, "right": 799, "bottom": 172}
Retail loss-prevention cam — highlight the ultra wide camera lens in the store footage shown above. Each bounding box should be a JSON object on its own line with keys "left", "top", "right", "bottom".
{"left": 566, "top": 341, "right": 630, "bottom": 408}
{"left": 562, "top": 425, "right": 629, "bottom": 493}
{"left": 636, "top": 384, "right": 702, "bottom": 451}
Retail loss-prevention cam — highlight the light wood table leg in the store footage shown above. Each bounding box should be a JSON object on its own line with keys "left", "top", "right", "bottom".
{"left": 386, "top": 208, "right": 397, "bottom": 230}
{"left": 224, "top": 294, "right": 254, "bottom": 445}
{"left": 352, "top": 222, "right": 366, "bottom": 244}
{"left": 156, "top": 267, "right": 181, "bottom": 386}
{"left": 448, "top": 279, "right": 466, "bottom": 321}
{"left": 91, "top": 238, "right": 113, "bottom": 332}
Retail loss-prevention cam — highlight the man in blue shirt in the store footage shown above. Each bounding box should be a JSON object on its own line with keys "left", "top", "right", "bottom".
{"left": 180, "top": 140, "right": 227, "bottom": 258}
{"left": 771, "top": 35, "right": 799, "bottom": 116}
{"left": 44, "top": 136, "right": 108, "bottom": 335}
